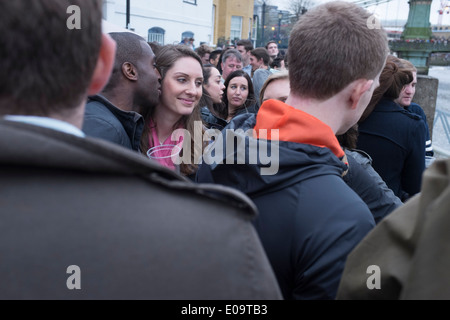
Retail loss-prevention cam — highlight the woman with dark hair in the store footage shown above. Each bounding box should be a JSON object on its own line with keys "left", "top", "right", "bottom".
{"left": 139, "top": 44, "right": 204, "bottom": 177}
{"left": 201, "top": 69, "right": 256, "bottom": 129}
{"left": 199, "top": 64, "right": 227, "bottom": 130}
{"left": 222, "top": 69, "right": 257, "bottom": 121}
{"left": 357, "top": 55, "right": 427, "bottom": 202}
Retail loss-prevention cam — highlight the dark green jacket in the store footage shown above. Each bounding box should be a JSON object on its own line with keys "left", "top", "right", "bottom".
{"left": 337, "top": 158, "right": 450, "bottom": 299}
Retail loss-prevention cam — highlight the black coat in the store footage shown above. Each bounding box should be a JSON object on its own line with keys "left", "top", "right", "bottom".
{"left": 83, "top": 94, "right": 144, "bottom": 151}
{"left": 197, "top": 100, "right": 375, "bottom": 300}
{"left": 357, "top": 98, "right": 427, "bottom": 201}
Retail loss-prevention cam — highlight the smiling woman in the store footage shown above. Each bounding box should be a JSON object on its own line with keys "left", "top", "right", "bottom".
{"left": 139, "top": 44, "right": 205, "bottom": 178}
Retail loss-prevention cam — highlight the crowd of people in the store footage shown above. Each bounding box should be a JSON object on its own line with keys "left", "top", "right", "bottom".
{"left": 1, "top": 0, "right": 449, "bottom": 300}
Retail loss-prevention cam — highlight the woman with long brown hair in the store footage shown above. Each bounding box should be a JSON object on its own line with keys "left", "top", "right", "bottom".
{"left": 357, "top": 55, "right": 427, "bottom": 202}
{"left": 140, "top": 44, "right": 204, "bottom": 178}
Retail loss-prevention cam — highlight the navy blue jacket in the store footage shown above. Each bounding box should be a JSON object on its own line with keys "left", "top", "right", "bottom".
{"left": 406, "top": 102, "right": 433, "bottom": 157}
{"left": 83, "top": 95, "right": 144, "bottom": 151}
{"left": 196, "top": 100, "right": 375, "bottom": 300}
{"left": 357, "top": 98, "right": 426, "bottom": 201}
{"left": 344, "top": 149, "right": 403, "bottom": 224}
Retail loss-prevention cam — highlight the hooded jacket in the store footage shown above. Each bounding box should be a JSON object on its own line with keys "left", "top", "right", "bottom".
{"left": 337, "top": 158, "right": 450, "bottom": 299}
{"left": 196, "top": 100, "right": 375, "bottom": 300}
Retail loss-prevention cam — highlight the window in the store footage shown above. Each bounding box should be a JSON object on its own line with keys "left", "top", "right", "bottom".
{"left": 252, "top": 15, "right": 258, "bottom": 42}
{"left": 148, "top": 27, "right": 165, "bottom": 45}
{"left": 230, "top": 16, "right": 242, "bottom": 41}
{"left": 183, "top": 0, "right": 197, "bottom": 4}
{"left": 181, "top": 31, "right": 194, "bottom": 42}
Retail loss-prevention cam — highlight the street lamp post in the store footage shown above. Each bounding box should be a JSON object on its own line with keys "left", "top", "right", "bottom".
{"left": 261, "top": 1, "right": 266, "bottom": 47}
{"left": 278, "top": 11, "right": 283, "bottom": 45}
{"left": 126, "top": 0, "right": 130, "bottom": 29}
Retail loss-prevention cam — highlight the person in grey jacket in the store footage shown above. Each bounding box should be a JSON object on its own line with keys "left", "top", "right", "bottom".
{"left": 83, "top": 32, "right": 162, "bottom": 152}
{"left": 0, "top": 0, "right": 282, "bottom": 300}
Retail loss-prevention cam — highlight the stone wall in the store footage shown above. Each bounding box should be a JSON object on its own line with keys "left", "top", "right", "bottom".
{"left": 413, "top": 75, "right": 439, "bottom": 139}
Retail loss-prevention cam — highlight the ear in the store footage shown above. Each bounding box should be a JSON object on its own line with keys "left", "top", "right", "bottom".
{"left": 87, "top": 33, "right": 116, "bottom": 95}
{"left": 122, "top": 62, "right": 138, "bottom": 81}
{"left": 349, "top": 79, "right": 374, "bottom": 110}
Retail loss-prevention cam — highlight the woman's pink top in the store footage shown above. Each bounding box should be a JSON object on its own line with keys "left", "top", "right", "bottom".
{"left": 147, "top": 120, "right": 184, "bottom": 171}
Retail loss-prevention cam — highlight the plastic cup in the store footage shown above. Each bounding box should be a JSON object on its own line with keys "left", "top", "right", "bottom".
{"left": 147, "top": 144, "right": 182, "bottom": 174}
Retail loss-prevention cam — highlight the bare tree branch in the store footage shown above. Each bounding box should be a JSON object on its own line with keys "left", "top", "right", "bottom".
{"left": 288, "top": 0, "right": 316, "bottom": 22}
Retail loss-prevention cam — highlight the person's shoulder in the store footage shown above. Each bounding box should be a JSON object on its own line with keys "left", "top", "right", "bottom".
{"left": 85, "top": 96, "right": 116, "bottom": 118}
{"left": 253, "top": 68, "right": 271, "bottom": 77}
{"left": 84, "top": 97, "right": 124, "bottom": 129}
{"left": 401, "top": 109, "right": 422, "bottom": 121}
{"left": 406, "top": 102, "right": 427, "bottom": 118}
{"left": 0, "top": 118, "right": 260, "bottom": 217}
{"left": 346, "top": 149, "right": 372, "bottom": 166}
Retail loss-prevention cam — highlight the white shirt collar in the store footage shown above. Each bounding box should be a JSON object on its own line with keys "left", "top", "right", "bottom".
{"left": 3, "top": 115, "right": 85, "bottom": 137}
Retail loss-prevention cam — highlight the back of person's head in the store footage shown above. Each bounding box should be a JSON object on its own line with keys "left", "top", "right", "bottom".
{"left": 0, "top": 0, "right": 103, "bottom": 116}
{"left": 156, "top": 44, "right": 203, "bottom": 81}
{"left": 236, "top": 39, "right": 254, "bottom": 52}
{"left": 103, "top": 32, "right": 148, "bottom": 92}
{"left": 288, "top": 1, "right": 388, "bottom": 100}
{"left": 195, "top": 44, "right": 212, "bottom": 57}
{"left": 148, "top": 41, "right": 162, "bottom": 56}
{"left": 223, "top": 69, "right": 255, "bottom": 118}
{"left": 359, "top": 56, "right": 414, "bottom": 122}
{"left": 396, "top": 57, "right": 417, "bottom": 73}
{"left": 270, "top": 56, "right": 284, "bottom": 70}
{"left": 209, "top": 49, "right": 222, "bottom": 66}
{"left": 250, "top": 47, "right": 271, "bottom": 67}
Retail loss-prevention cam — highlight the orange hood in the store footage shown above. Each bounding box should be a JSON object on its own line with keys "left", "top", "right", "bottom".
{"left": 254, "top": 99, "right": 345, "bottom": 158}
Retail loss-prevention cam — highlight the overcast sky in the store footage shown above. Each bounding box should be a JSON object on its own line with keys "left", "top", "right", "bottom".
{"left": 271, "top": 0, "right": 449, "bottom": 25}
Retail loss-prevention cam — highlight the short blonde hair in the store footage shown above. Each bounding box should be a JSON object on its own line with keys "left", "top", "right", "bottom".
{"left": 259, "top": 70, "right": 289, "bottom": 104}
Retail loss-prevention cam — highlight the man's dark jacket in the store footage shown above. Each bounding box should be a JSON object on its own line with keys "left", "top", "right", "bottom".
{"left": 0, "top": 119, "right": 282, "bottom": 300}
{"left": 83, "top": 94, "right": 144, "bottom": 151}
{"left": 196, "top": 100, "right": 375, "bottom": 300}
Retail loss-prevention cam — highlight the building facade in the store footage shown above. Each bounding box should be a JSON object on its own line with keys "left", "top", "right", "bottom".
{"left": 102, "top": 0, "right": 214, "bottom": 47}
{"left": 213, "top": 0, "right": 254, "bottom": 47}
